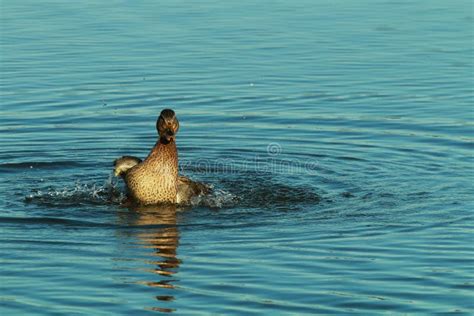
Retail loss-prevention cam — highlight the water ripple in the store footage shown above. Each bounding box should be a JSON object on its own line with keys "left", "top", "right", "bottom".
{"left": 1, "top": 0, "right": 473, "bottom": 314}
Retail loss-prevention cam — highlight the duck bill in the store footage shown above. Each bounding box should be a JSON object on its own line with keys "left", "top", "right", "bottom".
{"left": 164, "top": 129, "right": 175, "bottom": 143}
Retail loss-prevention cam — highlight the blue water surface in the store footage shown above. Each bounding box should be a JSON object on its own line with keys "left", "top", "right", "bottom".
{"left": 1, "top": 0, "right": 473, "bottom": 314}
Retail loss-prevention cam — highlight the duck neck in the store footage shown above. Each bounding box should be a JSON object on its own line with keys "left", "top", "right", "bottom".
{"left": 147, "top": 139, "right": 178, "bottom": 175}
{"left": 151, "top": 139, "right": 177, "bottom": 155}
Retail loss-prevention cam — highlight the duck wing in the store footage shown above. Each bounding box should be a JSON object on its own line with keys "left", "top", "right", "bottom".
{"left": 178, "top": 176, "right": 211, "bottom": 195}
{"left": 113, "top": 156, "right": 143, "bottom": 177}
{"left": 177, "top": 176, "right": 211, "bottom": 204}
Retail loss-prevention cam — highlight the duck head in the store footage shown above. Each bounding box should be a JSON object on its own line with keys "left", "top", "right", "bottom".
{"left": 157, "top": 109, "right": 179, "bottom": 144}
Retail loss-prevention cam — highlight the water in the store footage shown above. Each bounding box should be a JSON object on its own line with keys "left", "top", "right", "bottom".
{"left": 1, "top": 0, "right": 473, "bottom": 314}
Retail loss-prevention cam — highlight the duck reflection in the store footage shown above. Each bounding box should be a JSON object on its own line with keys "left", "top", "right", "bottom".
{"left": 116, "top": 203, "right": 186, "bottom": 312}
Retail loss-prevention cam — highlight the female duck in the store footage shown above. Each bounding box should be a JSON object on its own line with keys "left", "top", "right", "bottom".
{"left": 114, "top": 109, "right": 209, "bottom": 205}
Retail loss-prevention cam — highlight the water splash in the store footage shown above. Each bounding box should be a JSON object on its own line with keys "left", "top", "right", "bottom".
{"left": 25, "top": 172, "right": 125, "bottom": 207}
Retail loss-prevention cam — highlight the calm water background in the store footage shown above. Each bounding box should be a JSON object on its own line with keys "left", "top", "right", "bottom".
{"left": 1, "top": 0, "right": 473, "bottom": 314}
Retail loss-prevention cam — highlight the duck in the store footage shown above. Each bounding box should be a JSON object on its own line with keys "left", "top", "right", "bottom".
{"left": 113, "top": 109, "right": 210, "bottom": 205}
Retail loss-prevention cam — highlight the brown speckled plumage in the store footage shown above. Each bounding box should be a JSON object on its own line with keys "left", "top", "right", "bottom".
{"left": 113, "top": 109, "right": 210, "bottom": 205}
{"left": 125, "top": 141, "right": 178, "bottom": 205}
